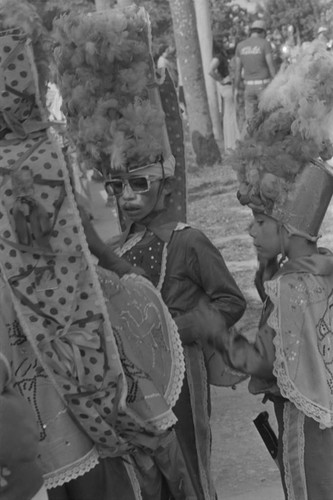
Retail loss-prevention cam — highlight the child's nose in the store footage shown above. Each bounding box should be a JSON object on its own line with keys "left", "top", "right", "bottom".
{"left": 122, "top": 181, "right": 135, "bottom": 199}
{"left": 248, "top": 221, "right": 256, "bottom": 237}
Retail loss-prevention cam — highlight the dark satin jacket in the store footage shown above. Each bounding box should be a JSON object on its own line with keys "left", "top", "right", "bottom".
{"left": 117, "top": 220, "right": 246, "bottom": 346}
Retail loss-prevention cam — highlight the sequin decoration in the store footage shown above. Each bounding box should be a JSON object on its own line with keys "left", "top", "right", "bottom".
{"left": 124, "top": 231, "right": 164, "bottom": 287}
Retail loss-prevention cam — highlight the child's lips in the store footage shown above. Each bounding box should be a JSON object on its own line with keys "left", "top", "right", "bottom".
{"left": 123, "top": 206, "right": 141, "bottom": 213}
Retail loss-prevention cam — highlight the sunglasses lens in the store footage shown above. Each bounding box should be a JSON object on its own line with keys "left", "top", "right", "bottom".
{"left": 105, "top": 180, "right": 123, "bottom": 196}
{"left": 129, "top": 177, "right": 149, "bottom": 192}
{"left": 105, "top": 177, "right": 151, "bottom": 196}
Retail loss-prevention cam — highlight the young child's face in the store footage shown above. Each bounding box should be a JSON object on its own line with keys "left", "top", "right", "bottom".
{"left": 110, "top": 172, "right": 164, "bottom": 223}
{"left": 249, "top": 212, "right": 281, "bottom": 260}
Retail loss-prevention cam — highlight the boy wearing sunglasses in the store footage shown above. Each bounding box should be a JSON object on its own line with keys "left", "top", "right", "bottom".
{"left": 85, "top": 151, "right": 246, "bottom": 499}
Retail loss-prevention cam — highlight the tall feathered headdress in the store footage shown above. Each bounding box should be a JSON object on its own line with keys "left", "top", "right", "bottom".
{"left": 228, "top": 41, "right": 333, "bottom": 239}
{"left": 53, "top": 6, "right": 172, "bottom": 173}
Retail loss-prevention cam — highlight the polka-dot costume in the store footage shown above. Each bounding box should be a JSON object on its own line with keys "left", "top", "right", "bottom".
{"left": 0, "top": 30, "right": 35, "bottom": 135}
{"left": 0, "top": 30, "right": 184, "bottom": 458}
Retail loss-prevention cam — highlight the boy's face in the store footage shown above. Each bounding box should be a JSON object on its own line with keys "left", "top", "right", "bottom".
{"left": 110, "top": 172, "right": 165, "bottom": 223}
{"left": 249, "top": 212, "right": 281, "bottom": 260}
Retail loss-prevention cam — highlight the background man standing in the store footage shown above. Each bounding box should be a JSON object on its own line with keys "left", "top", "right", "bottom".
{"left": 234, "top": 20, "right": 276, "bottom": 128}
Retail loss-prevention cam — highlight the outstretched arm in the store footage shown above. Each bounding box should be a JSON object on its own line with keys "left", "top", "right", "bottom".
{"left": 208, "top": 57, "right": 223, "bottom": 81}
{"left": 220, "top": 323, "right": 276, "bottom": 380}
{"left": 234, "top": 56, "right": 242, "bottom": 90}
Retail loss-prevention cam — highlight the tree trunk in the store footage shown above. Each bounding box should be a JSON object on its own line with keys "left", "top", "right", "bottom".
{"left": 169, "top": 0, "right": 221, "bottom": 166}
{"left": 193, "top": 0, "right": 222, "bottom": 142}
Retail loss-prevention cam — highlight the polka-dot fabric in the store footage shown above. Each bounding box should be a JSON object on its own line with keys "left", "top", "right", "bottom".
{"left": 159, "top": 70, "right": 187, "bottom": 223}
{"left": 124, "top": 232, "right": 164, "bottom": 288}
{"left": 0, "top": 130, "right": 184, "bottom": 454}
{"left": 0, "top": 31, "right": 35, "bottom": 132}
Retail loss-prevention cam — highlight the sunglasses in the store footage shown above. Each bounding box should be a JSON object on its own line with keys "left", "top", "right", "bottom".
{"left": 105, "top": 176, "right": 159, "bottom": 196}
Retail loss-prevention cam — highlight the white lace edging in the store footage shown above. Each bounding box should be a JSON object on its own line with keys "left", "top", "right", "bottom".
{"left": 44, "top": 447, "right": 99, "bottom": 489}
{"left": 124, "top": 458, "right": 143, "bottom": 500}
{"left": 282, "top": 403, "right": 307, "bottom": 500}
{"left": 155, "top": 222, "right": 189, "bottom": 293}
{"left": 116, "top": 232, "right": 145, "bottom": 257}
{"left": 157, "top": 241, "right": 168, "bottom": 292}
{"left": 267, "top": 278, "right": 333, "bottom": 429}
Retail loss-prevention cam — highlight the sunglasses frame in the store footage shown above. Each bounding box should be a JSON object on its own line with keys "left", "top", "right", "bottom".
{"left": 104, "top": 175, "right": 158, "bottom": 196}
{"left": 105, "top": 157, "right": 166, "bottom": 197}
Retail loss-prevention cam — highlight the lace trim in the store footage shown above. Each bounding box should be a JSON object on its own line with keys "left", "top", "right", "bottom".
{"left": 185, "top": 347, "right": 212, "bottom": 499}
{"left": 267, "top": 278, "right": 333, "bottom": 429}
{"left": 156, "top": 222, "right": 189, "bottom": 293}
{"left": 156, "top": 242, "right": 167, "bottom": 292}
{"left": 123, "top": 459, "right": 143, "bottom": 500}
{"left": 122, "top": 273, "right": 185, "bottom": 423}
{"left": 174, "top": 222, "right": 190, "bottom": 231}
{"left": 282, "top": 403, "right": 307, "bottom": 500}
{"left": 44, "top": 447, "right": 99, "bottom": 489}
{"left": 116, "top": 232, "right": 145, "bottom": 257}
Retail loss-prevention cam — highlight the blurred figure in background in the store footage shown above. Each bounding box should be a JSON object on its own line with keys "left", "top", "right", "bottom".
{"left": 209, "top": 37, "right": 240, "bottom": 150}
{"left": 234, "top": 20, "right": 275, "bottom": 128}
{"left": 157, "top": 45, "right": 178, "bottom": 84}
{"left": 317, "top": 26, "right": 332, "bottom": 50}
{"left": 280, "top": 24, "right": 301, "bottom": 69}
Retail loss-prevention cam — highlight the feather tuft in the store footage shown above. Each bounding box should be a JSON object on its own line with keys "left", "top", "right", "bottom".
{"left": 227, "top": 41, "right": 333, "bottom": 213}
{"left": 54, "top": 7, "right": 165, "bottom": 172}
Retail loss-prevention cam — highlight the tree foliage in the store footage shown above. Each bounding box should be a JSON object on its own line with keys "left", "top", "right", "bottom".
{"left": 263, "top": 0, "right": 333, "bottom": 41}
{"left": 209, "top": 1, "right": 254, "bottom": 45}
{"left": 140, "top": 0, "right": 174, "bottom": 57}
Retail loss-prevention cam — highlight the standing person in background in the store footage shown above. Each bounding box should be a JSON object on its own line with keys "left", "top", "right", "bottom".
{"left": 234, "top": 20, "right": 275, "bottom": 128}
{"left": 157, "top": 45, "right": 178, "bottom": 85}
{"left": 209, "top": 37, "right": 240, "bottom": 150}
{"left": 317, "top": 26, "right": 332, "bottom": 50}
{"left": 280, "top": 25, "right": 301, "bottom": 70}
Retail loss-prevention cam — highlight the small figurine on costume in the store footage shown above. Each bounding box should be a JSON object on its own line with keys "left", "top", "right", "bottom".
{"left": 218, "top": 41, "right": 333, "bottom": 499}
{"left": 0, "top": 2, "right": 185, "bottom": 499}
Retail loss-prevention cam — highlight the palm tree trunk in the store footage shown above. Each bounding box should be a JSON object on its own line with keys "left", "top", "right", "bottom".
{"left": 169, "top": 0, "right": 221, "bottom": 166}
{"left": 193, "top": 0, "right": 222, "bottom": 142}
